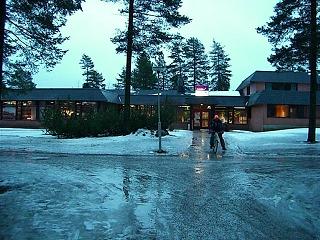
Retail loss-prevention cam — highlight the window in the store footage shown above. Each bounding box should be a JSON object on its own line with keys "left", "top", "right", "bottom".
{"left": 246, "top": 87, "right": 250, "bottom": 95}
{"left": 18, "top": 101, "right": 36, "bottom": 120}
{"left": 233, "top": 108, "right": 248, "bottom": 124}
{"left": 2, "top": 101, "right": 16, "bottom": 120}
{"left": 267, "top": 105, "right": 309, "bottom": 118}
{"left": 60, "top": 101, "right": 76, "bottom": 117}
{"left": 268, "top": 105, "right": 289, "bottom": 118}
{"left": 81, "top": 102, "right": 96, "bottom": 117}
{"left": 177, "top": 106, "right": 190, "bottom": 124}
{"left": 271, "top": 83, "right": 295, "bottom": 91}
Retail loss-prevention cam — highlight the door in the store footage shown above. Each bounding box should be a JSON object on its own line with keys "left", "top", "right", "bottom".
{"left": 192, "top": 110, "right": 209, "bottom": 129}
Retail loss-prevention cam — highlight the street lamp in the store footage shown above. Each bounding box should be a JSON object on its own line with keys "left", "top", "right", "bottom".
{"left": 153, "top": 64, "right": 166, "bottom": 153}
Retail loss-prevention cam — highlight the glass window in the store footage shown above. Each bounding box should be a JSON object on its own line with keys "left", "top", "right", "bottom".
{"left": 177, "top": 106, "right": 190, "bottom": 124}
{"left": 60, "top": 101, "right": 76, "bottom": 117}
{"left": 18, "top": 101, "right": 36, "bottom": 120}
{"left": 202, "top": 111, "right": 209, "bottom": 128}
{"left": 268, "top": 105, "right": 290, "bottom": 118}
{"left": 275, "top": 105, "right": 289, "bottom": 117}
{"left": 289, "top": 105, "right": 308, "bottom": 119}
{"left": 2, "top": 101, "right": 16, "bottom": 120}
{"left": 246, "top": 87, "right": 250, "bottom": 95}
{"left": 82, "top": 102, "right": 96, "bottom": 117}
{"left": 271, "top": 83, "right": 294, "bottom": 91}
{"left": 234, "top": 108, "right": 248, "bottom": 124}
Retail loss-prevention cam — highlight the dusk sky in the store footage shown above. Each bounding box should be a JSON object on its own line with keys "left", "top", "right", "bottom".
{"left": 34, "top": 0, "right": 278, "bottom": 90}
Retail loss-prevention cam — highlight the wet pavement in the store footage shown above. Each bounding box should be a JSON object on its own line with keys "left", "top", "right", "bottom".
{"left": 0, "top": 130, "right": 319, "bottom": 239}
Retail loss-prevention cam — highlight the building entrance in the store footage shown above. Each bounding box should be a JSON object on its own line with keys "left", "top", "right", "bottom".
{"left": 192, "top": 110, "right": 209, "bottom": 129}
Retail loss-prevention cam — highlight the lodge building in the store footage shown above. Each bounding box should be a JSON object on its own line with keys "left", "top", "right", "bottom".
{"left": 1, "top": 71, "right": 319, "bottom": 131}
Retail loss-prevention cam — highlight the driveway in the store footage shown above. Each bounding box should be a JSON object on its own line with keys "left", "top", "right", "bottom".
{"left": 0, "top": 130, "right": 319, "bottom": 239}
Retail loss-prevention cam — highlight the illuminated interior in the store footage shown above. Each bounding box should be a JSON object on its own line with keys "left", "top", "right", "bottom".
{"left": 275, "top": 105, "right": 289, "bottom": 118}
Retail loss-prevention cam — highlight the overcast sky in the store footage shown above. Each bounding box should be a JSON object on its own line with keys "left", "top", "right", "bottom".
{"left": 34, "top": 0, "right": 278, "bottom": 90}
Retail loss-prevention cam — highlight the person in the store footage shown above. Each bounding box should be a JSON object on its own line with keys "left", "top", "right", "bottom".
{"left": 210, "top": 115, "right": 227, "bottom": 150}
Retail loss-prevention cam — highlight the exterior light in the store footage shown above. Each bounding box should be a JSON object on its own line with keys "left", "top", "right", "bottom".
{"left": 153, "top": 62, "right": 166, "bottom": 153}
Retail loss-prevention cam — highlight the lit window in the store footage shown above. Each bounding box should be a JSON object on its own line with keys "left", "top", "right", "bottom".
{"left": 275, "top": 105, "right": 289, "bottom": 118}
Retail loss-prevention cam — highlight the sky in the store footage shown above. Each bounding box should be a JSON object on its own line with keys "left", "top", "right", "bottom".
{"left": 33, "top": 0, "right": 278, "bottom": 91}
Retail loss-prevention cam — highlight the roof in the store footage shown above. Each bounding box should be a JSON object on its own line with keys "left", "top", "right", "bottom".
{"left": 248, "top": 91, "right": 320, "bottom": 106}
{"left": 236, "top": 71, "right": 318, "bottom": 91}
{"left": 185, "top": 96, "right": 248, "bottom": 107}
{"left": 2, "top": 88, "right": 249, "bottom": 107}
{"left": 118, "top": 94, "right": 186, "bottom": 105}
{"left": 2, "top": 88, "right": 116, "bottom": 102}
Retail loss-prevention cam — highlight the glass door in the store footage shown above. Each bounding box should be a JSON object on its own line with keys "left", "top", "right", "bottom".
{"left": 201, "top": 111, "right": 209, "bottom": 128}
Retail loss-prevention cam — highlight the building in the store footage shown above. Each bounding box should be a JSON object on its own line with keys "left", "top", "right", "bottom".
{"left": 0, "top": 71, "right": 319, "bottom": 131}
{"left": 237, "top": 71, "right": 320, "bottom": 131}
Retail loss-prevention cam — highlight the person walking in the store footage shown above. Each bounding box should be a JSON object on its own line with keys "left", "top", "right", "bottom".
{"left": 210, "top": 115, "right": 227, "bottom": 150}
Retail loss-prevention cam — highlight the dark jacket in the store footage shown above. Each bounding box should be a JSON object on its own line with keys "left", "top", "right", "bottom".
{"left": 210, "top": 119, "right": 224, "bottom": 133}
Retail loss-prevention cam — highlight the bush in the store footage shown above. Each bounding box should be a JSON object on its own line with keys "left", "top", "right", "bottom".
{"left": 41, "top": 105, "right": 177, "bottom": 138}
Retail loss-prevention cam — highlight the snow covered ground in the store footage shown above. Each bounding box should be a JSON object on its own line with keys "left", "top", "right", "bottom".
{"left": 1, "top": 127, "right": 320, "bottom": 239}
{"left": 0, "top": 128, "right": 193, "bottom": 156}
{"left": 0, "top": 127, "right": 319, "bottom": 156}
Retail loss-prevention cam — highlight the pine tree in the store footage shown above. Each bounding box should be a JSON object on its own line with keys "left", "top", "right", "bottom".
{"left": 79, "top": 54, "right": 94, "bottom": 82}
{"left": 6, "top": 65, "right": 36, "bottom": 89}
{"left": 257, "top": 0, "right": 319, "bottom": 142}
{"left": 132, "top": 52, "right": 157, "bottom": 90}
{"left": 114, "top": 67, "right": 126, "bottom": 90}
{"left": 154, "top": 51, "right": 169, "bottom": 90}
{"left": 209, "top": 39, "right": 231, "bottom": 91}
{"left": 168, "top": 37, "right": 187, "bottom": 91}
{"left": 86, "top": 70, "right": 106, "bottom": 89}
{"left": 183, "top": 37, "right": 209, "bottom": 91}
{"left": 0, "top": 0, "right": 84, "bottom": 93}
{"left": 103, "top": 0, "right": 190, "bottom": 123}
{"left": 257, "top": 0, "right": 319, "bottom": 71}
{"left": 79, "top": 54, "right": 105, "bottom": 89}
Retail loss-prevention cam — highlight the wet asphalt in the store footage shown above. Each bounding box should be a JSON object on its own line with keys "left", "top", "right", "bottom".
{"left": 0, "top": 131, "right": 319, "bottom": 239}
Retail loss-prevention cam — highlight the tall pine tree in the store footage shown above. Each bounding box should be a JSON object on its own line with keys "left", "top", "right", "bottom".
{"left": 114, "top": 67, "right": 126, "bottom": 90}
{"left": 168, "top": 37, "right": 187, "bottom": 92}
{"left": 257, "top": 0, "right": 319, "bottom": 143}
{"left": 132, "top": 52, "right": 157, "bottom": 90}
{"left": 103, "top": 0, "right": 190, "bottom": 123}
{"left": 0, "top": 0, "right": 84, "bottom": 93}
{"left": 79, "top": 54, "right": 105, "bottom": 89}
{"left": 79, "top": 54, "right": 94, "bottom": 82}
{"left": 209, "top": 39, "right": 231, "bottom": 91}
{"left": 183, "top": 37, "right": 209, "bottom": 91}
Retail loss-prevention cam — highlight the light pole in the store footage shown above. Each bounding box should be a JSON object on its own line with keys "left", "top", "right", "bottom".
{"left": 153, "top": 64, "right": 166, "bottom": 153}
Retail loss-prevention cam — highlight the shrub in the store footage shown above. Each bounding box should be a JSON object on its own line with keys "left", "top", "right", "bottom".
{"left": 41, "top": 104, "right": 176, "bottom": 138}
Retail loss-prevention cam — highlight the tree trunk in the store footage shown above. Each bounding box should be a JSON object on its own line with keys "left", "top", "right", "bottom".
{"left": 124, "top": 0, "right": 134, "bottom": 127}
{"left": 0, "top": 0, "right": 6, "bottom": 100}
{"left": 307, "top": 0, "right": 318, "bottom": 143}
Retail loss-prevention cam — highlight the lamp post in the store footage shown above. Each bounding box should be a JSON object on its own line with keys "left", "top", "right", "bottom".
{"left": 153, "top": 64, "right": 166, "bottom": 153}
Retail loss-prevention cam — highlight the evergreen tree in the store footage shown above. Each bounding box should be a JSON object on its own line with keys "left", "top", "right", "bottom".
{"left": 132, "top": 52, "right": 157, "bottom": 90}
{"left": 168, "top": 37, "right": 187, "bottom": 91}
{"left": 85, "top": 70, "right": 105, "bottom": 89}
{"left": 209, "top": 39, "right": 231, "bottom": 91}
{"left": 257, "top": 0, "right": 319, "bottom": 71}
{"left": 154, "top": 51, "right": 169, "bottom": 90}
{"left": 0, "top": 0, "right": 84, "bottom": 93}
{"left": 6, "top": 64, "right": 36, "bottom": 89}
{"left": 103, "top": 0, "right": 190, "bottom": 123}
{"left": 114, "top": 67, "right": 126, "bottom": 90}
{"left": 257, "top": 0, "right": 319, "bottom": 142}
{"left": 79, "top": 54, "right": 105, "bottom": 89}
{"left": 183, "top": 37, "right": 209, "bottom": 91}
{"left": 79, "top": 54, "right": 94, "bottom": 82}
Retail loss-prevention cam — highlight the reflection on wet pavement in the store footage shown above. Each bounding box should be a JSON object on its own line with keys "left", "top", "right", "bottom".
{"left": 0, "top": 132, "right": 319, "bottom": 239}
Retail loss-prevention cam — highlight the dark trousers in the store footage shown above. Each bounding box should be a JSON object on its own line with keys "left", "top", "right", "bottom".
{"left": 211, "top": 132, "right": 226, "bottom": 149}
